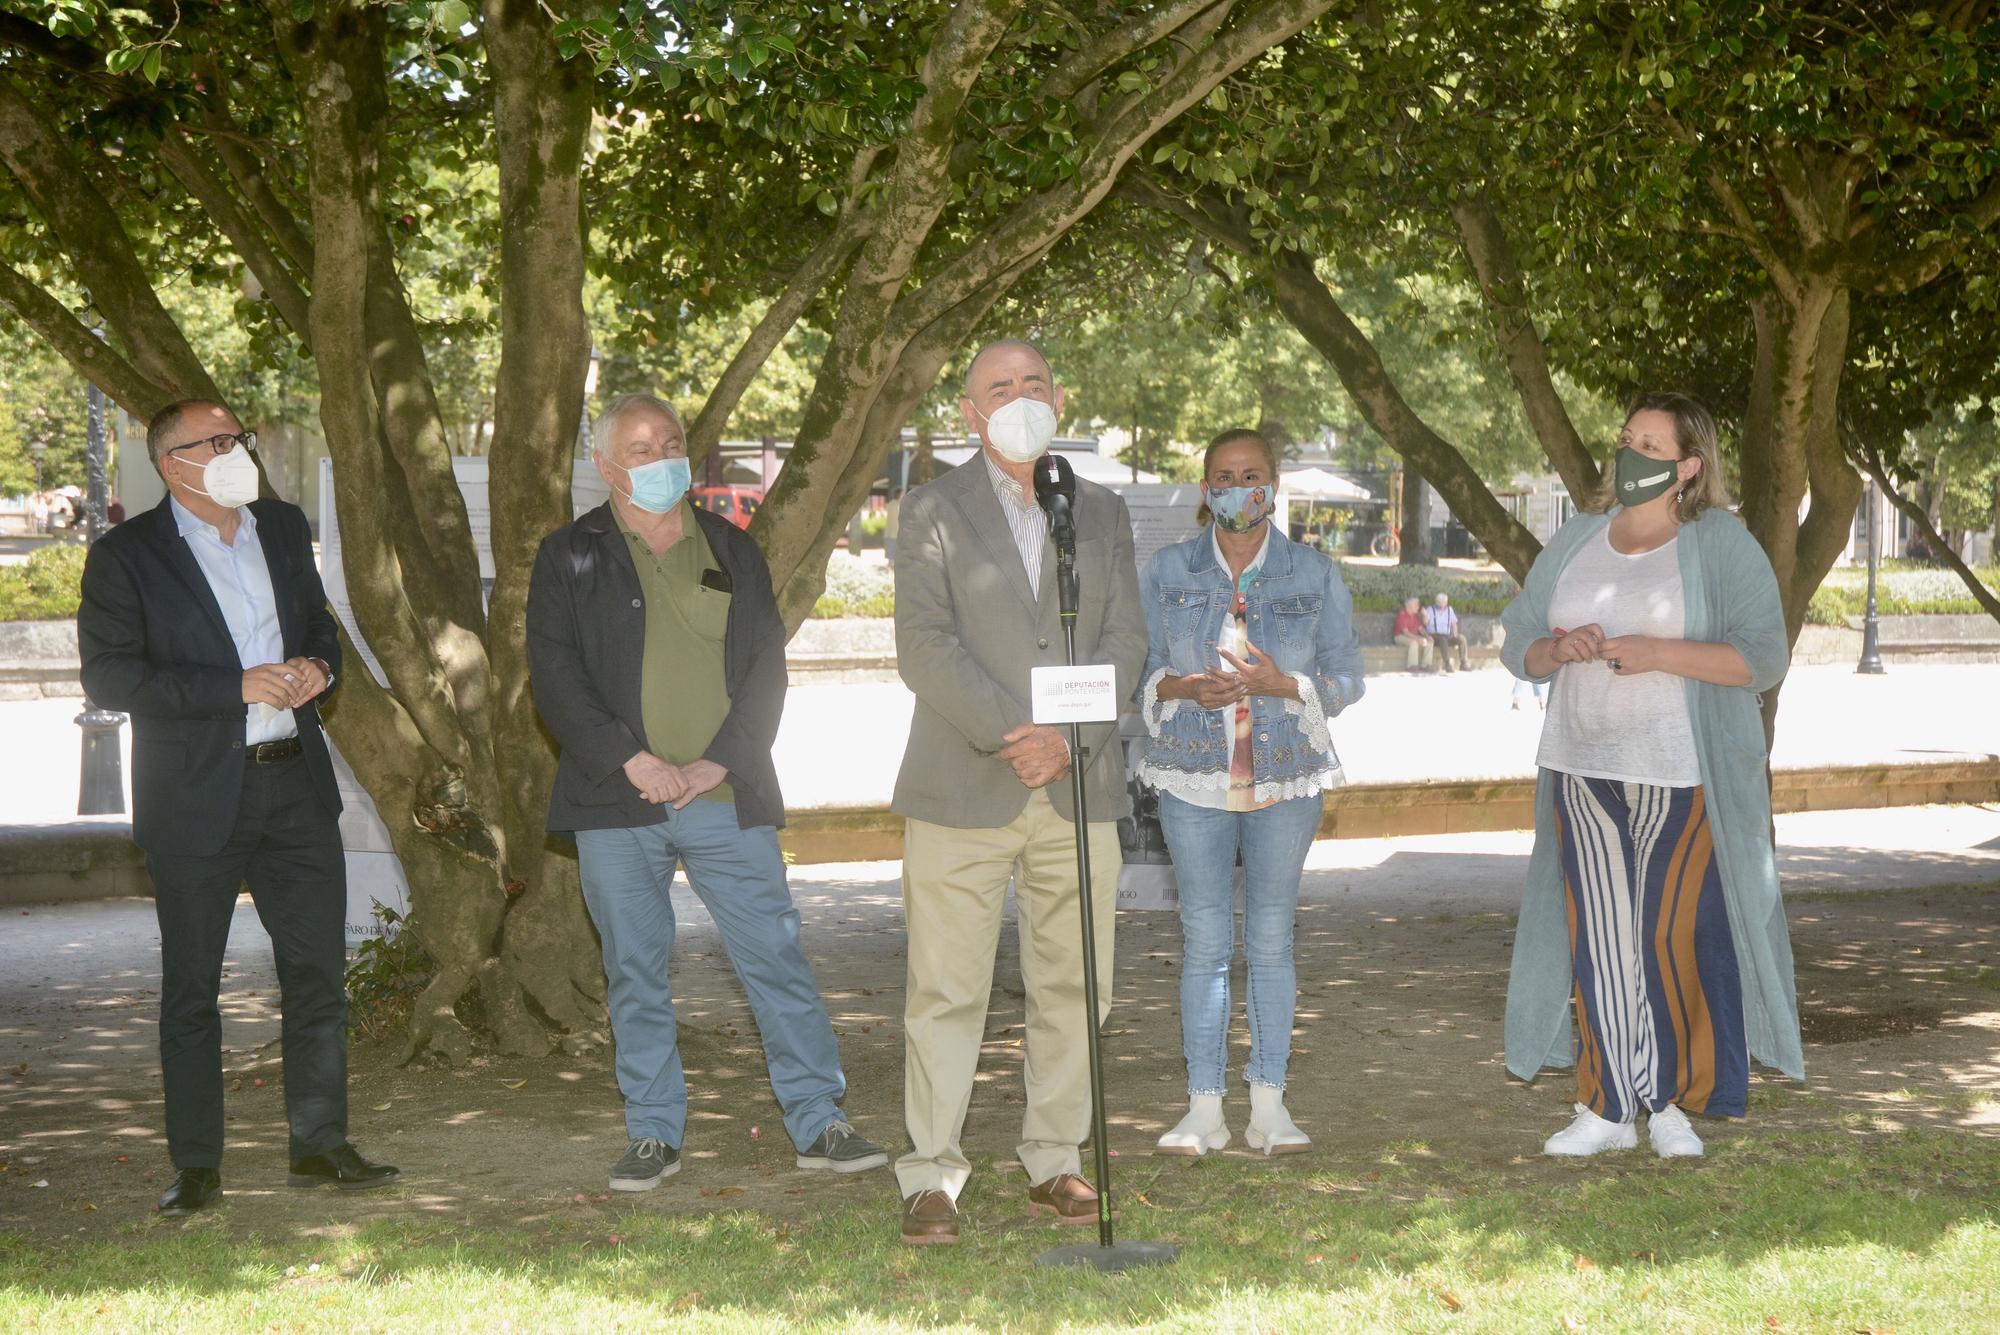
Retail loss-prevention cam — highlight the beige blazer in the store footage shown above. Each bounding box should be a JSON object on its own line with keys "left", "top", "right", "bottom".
{"left": 891, "top": 457, "right": 1148, "bottom": 829}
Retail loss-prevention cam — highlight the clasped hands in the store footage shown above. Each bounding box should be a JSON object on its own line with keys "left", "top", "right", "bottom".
{"left": 241, "top": 657, "right": 329, "bottom": 710}
{"left": 1163, "top": 637, "right": 1296, "bottom": 709}
{"left": 999, "top": 723, "right": 1070, "bottom": 790}
{"left": 623, "top": 752, "right": 729, "bottom": 808}
{"left": 1550, "top": 623, "right": 1665, "bottom": 676}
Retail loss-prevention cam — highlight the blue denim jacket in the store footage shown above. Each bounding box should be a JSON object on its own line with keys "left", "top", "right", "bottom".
{"left": 1136, "top": 527, "right": 1365, "bottom": 798}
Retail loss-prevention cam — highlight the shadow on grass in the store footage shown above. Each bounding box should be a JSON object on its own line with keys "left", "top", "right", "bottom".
{"left": 4, "top": 1128, "right": 1997, "bottom": 1330}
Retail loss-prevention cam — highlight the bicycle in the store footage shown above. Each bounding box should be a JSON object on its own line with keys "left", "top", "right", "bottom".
{"left": 1369, "top": 525, "right": 1402, "bottom": 559}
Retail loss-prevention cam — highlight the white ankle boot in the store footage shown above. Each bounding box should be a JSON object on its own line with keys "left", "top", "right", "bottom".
{"left": 1244, "top": 1083, "right": 1311, "bottom": 1155}
{"left": 1542, "top": 1103, "right": 1639, "bottom": 1157}
{"left": 1154, "top": 1094, "right": 1229, "bottom": 1156}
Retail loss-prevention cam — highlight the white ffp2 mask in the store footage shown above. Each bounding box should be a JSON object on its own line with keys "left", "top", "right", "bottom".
{"left": 974, "top": 396, "right": 1058, "bottom": 463}
{"left": 179, "top": 447, "right": 260, "bottom": 508}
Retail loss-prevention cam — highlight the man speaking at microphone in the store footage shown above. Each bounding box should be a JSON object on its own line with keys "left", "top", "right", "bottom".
{"left": 890, "top": 339, "right": 1147, "bottom": 1246}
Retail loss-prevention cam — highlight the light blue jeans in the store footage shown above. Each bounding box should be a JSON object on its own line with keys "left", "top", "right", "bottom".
{"left": 1158, "top": 790, "right": 1324, "bottom": 1094}
{"left": 575, "top": 802, "right": 846, "bottom": 1151}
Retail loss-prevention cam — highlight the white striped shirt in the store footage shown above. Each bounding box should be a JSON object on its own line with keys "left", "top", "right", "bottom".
{"left": 984, "top": 452, "right": 1048, "bottom": 599}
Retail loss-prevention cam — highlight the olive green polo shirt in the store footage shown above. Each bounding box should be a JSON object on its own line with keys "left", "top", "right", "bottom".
{"left": 613, "top": 501, "right": 734, "bottom": 806}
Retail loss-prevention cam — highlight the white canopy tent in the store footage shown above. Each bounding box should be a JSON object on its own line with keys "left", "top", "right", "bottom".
{"left": 1278, "top": 466, "right": 1374, "bottom": 502}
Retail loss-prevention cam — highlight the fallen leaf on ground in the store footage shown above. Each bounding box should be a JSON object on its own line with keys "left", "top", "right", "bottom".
{"left": 1304, "top": 1253, "right": 1325, "bottom": 1266}
{"left": 372, "top": 1102, "right": 392, "bottom": 1112}
{"left": 30, "top": 1179, "right": 48, "bottom": 1188}
{"left": 114, "top": 1155, "right": 129, "bottom": 1164}
{"left": 228, "top": 1078, "right": 243, "bottom": 1092}
{"left": 1559, "top": 1316, "right": 1584, "bottom": 1333}
{"left": 571, "top": 1192, "right": 587, "bottom": 1203}
{"left": 673, "top": 1293, "right": 703, "bottom": 1311}
{"left": 1765, "top": 1320, "right": 1781, "bottom": 1331}
{"left": 1436, "top": 1290, "right": 1463, "bottom": 1312}
{"left": 1574, "top": 1254, "right": 1598, "bottom": 1272}
{"left": 699, "top": 1186, "right": 745, "bottom": 1199}
{"left": 500, "top": 1079, "right": 527, "bottom": 1090}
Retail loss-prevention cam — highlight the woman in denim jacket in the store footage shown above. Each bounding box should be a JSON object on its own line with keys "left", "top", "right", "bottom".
{"left": 1136, "top": 429, "right": 1365, "bottom": 1156}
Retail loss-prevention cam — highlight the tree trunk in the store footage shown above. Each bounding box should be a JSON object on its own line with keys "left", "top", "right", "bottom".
{"left": 1740, "top": 281, "right": 1860, "bottom": 649}
{"left": 482, "top": 0, "right": 605, "bottom": 1054}
{"left": 1399, "top": 463, "right": 1433, "bottom": 566}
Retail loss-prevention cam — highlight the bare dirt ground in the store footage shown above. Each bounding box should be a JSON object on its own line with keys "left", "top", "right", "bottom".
{"left": 3, "top": 831, "right": 1997, "bottom": 1244}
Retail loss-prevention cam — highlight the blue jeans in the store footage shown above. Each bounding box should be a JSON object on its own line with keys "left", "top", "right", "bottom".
{"left": 1158, "top": 790, "right": 1324, "bottom": 1094}
{"left": 575, "top": 802, "right": 846, "bottom": 1151}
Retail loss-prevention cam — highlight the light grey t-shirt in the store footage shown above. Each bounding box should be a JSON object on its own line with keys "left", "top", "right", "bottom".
{"left": 1536, "top": 527, "right": 1701, "bottom": 787}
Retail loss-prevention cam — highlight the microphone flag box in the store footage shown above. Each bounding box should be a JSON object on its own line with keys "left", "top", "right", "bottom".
{"left": 1031, "top": 664, "right": 1121, "bottom": 724}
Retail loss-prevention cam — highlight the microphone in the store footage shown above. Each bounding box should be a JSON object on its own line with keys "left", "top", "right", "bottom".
{"left": 1032, "top": 452, "right": 1080, "bottom": 620}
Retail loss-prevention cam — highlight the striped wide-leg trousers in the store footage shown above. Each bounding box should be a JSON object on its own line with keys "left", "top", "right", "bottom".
{"left": 1552, "top": 772, "right": 1749, "bottom": 1123}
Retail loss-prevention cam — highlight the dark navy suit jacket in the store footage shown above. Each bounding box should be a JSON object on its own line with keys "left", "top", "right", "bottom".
{"left": 78, "top": 498, "right": 343, "bottom": 855}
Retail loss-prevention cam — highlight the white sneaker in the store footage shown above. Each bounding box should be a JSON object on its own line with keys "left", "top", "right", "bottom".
{"left": 1245, "top": 1084, "right": 1312, "bottom": 1155}
{"left": 1647, "top": 1104, "right": 1704, "bottom": 1158}
{"left": 1155, "top": 1094, "right": 1230, "bottom": 1157}
{"left": 1542, "top": 1103, "right": 1639, "bottom": 1157}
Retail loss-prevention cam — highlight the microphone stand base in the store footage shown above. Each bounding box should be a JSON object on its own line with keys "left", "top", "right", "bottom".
{"left": 1034, "top": 1239, "right": 1181, "bottom": 1272}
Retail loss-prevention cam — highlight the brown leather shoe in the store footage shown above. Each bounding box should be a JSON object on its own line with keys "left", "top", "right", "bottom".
{"left": 900, "top": 1189, "right": 959, "bottom": 1246}
{"left": 1027, "top": 1172, "right": 1117, "bottom": 1225}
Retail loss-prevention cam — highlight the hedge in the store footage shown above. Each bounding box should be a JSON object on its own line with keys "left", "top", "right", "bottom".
{"left": 0, "top": 542, "right": 85, "bottom": 621}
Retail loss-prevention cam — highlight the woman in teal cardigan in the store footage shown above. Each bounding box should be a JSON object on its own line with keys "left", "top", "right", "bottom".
{"left": 1499, "top": 392, "right": 1801, "bottom": 1160}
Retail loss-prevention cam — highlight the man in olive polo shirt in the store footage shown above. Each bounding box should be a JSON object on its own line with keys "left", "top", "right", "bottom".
{"left": 526, "top": 392, "right": 884, "bottom": 1192}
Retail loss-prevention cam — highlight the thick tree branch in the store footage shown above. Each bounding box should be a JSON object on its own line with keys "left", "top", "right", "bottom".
{"left": 0, "top": 259, "right": 176, "bottom": 417}
{"left": 1265, "top": 247, "right": 1542, "bottom": 582}
{"left": 1040, "top": 0, "right": 1230, "bottom": 104}
{"left": 900, "top": 0, "right": 1334, "bottom": 337}
{"left": 686, "top": 159, "right": 875, "bottom": 464}
{"left": 1450, "top": 195, "right": 1599, "bottom": 497}
{"left": 0, "top": 77, "right": 222, "bottom": 402}
{"left": 195, "top": 54, "right": 319, "bottom": 275}
{"left": 0, "top": 12, "right": 98, "bottom": 71}
{"left": 1845, "top": 172, "right": 2000, "bottom": 297}
{"left": 157, "top": 131, "right": 315, "bottom": 340}
{"left": 1849, "top": 428, "right": 2000, "bottom": 625}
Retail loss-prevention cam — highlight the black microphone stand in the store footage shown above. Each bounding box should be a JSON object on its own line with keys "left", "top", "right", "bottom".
{"left": 1034, "top": 482, "right": 1178, "bottom": 1273}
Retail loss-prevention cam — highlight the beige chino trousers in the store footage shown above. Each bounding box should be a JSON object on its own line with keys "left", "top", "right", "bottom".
{"left": 896, "top": 787, "right": 1120, "bottom": 1200}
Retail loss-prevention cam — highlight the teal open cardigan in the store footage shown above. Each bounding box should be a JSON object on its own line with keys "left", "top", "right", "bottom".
{"left": 1498, "top": 508, "right": 1804, "bottom": 1085}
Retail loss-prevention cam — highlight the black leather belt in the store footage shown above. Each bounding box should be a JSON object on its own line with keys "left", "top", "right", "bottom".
{"left": 249, "top": 736, "right": 303, "bottom": 765}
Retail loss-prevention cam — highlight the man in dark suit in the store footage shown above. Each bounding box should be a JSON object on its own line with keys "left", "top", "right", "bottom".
{"left": 78, "top": 399, "right": 397, "bottom": 1217}
{"left": 527, "top": 392, "right": 882, "bottom": 1193}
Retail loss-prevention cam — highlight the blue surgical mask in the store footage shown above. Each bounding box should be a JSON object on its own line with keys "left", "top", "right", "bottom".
{"left": 616, "top": 455, "right": 692, "bottom": 513}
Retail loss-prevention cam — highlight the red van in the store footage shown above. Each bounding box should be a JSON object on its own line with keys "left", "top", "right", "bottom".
{"left": 690, "top": 484, "right": 763, "bottom": 529}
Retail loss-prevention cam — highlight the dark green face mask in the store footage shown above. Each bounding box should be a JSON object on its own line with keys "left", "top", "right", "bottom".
{"left": 1614, "top": 447, "right": 1681, "bottom": 506}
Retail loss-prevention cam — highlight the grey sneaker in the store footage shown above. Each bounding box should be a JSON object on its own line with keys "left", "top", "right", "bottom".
{"left": 609, "top": 1137, "right": 679, "bottom": 1192}
{"left": 796, "top": 1118, "right": 888, "bottom": 1173}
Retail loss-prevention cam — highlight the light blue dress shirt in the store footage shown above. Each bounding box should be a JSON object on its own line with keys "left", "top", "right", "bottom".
{"left": 170, "top": 496, "right": 297, "bottom": 744}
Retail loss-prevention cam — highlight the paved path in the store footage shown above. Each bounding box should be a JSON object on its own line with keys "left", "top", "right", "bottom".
{"left": 3, "top": 660, "right": 1996, "bottom": 823}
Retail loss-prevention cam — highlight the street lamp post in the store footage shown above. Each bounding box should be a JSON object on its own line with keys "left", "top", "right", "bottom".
{"left": 83, "top": 375, "right": 108, "bottom": 543}
{"left": 27, "top": 441, "right": 45, "bottom": 528}
{"left": 1857, "top": 479, "right": 1886, "bottom": 676}
{"left": 74, "top": 310, "right": 127, "bottom": 814}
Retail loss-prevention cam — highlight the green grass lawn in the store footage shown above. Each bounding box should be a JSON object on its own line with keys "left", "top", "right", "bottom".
{"left": 6, "top": 1125, "right": 1994, "bottom": 1333}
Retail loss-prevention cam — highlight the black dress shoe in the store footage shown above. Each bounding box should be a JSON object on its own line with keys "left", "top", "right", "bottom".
{"left": 158, "top": 1167, "right": 222, "bottom": 1216}
{"left": 287, "top": 1143, "right": 400, "bottom": 1190}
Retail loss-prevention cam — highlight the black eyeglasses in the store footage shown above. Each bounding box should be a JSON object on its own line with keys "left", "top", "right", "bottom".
{"left": 168, "top": 431, "right": 258, "bottom": 458}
